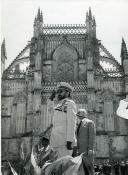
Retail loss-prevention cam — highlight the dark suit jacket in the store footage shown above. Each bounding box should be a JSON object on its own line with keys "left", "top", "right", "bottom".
{"left": 77, "top": 118, "right": 96, "bottom": 155}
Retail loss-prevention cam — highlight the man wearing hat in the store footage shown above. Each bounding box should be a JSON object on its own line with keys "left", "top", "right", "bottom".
{"left": 76, "top": 109, "right": 96, "bottom": 175}
{"left": 48, "top": 82, "right": 77, "bottom": 158}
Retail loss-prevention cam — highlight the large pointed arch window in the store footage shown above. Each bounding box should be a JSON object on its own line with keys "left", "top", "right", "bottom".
{"left": 52, "top": 43, "right": 78, "bottom": 82}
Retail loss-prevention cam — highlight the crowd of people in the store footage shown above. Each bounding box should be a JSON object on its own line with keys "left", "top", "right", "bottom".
{"left": 1, "top": 82, "right": 128, "bottom": 175}
{"left": 94, "top": 160, "right": 128, "bottom": 175}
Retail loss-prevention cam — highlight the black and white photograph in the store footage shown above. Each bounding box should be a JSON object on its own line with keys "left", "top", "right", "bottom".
{"left": 1, "top": 0, "right": 128, "bottom": 174}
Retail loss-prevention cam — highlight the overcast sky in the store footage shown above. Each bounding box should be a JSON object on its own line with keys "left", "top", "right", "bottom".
{"left": 1, "top": 0, "right": 128, "bottom": 68}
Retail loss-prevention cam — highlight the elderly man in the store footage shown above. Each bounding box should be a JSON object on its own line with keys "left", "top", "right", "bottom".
{"left": 117, "top": 94, "right": 128, "bottom": 119}
{"left": 48, "top": 82, "right": 77, "bottom": 158}
{"left": 76, "top": 109, "right": 96, "bottom": 175}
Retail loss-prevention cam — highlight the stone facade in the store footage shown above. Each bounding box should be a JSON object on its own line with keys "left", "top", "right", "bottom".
{"left": 1, "top": 8, "right": 128, "bottom": 163}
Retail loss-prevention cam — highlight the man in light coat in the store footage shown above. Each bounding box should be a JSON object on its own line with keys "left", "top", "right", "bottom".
{"left": 117, "top": 94, "right": 128, "bottom": 119}
{"left": 76, "top": 109, "right": 96, "bottom": 175}
{"left": 48, "top": 82, "right": 77, "bottom": 158}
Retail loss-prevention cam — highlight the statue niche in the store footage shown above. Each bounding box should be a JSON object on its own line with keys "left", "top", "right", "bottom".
{"left": 52, "top": 44, "right": 78, "bottom": 82}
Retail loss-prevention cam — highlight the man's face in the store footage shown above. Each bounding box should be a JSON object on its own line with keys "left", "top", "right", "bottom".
{"left": 56, "top": 88, "right": 69, "bottom": 101}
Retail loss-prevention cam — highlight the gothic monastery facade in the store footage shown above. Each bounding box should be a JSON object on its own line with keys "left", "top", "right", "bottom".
{"left": 1, "top": 8, "right": 128, "bottom": 163}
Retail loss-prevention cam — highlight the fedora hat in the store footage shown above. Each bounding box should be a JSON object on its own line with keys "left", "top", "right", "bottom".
{"left": 76, "top": 109, "right": 87, "bottom": 119}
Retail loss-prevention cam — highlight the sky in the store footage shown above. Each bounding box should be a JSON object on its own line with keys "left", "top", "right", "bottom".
{"left": 1, "top": 0, "right": 128, "bottom": 68}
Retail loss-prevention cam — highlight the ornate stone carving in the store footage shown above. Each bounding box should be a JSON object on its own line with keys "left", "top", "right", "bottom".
{"left": 35, "top": 51, "right": 41, "bottom": 70}
{"left": 42, "top": 66, "right": 51, "bottom": 82}
{"left": 95, "top": 91, "right": 103, "bottom": 113}
{"left": 52, "top": 43, "right": 78, "bottom": 82}
{"left": 13, "top": 91, "right": 27, "bottom": 104}
{"left": 95, "top": 135, "right": 109, "bottom": 157}
{"left": 110, "top": 136, "right": 128, "bottom": 158}
{"left": 79, "top": 66, "right": 87, "bottom": 81}
{"left": 53, "top": 51, "right": 74, "bottom": 81}
{"left": 96, "top": 114, "right": 104, "bottom": 131}
{"left": 102, "top": 89, "right": 116, "bottom": 101}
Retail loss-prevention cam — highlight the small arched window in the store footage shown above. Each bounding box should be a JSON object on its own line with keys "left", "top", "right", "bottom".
{"left": 103, "top": 90, "right": 115, "bottom": 132}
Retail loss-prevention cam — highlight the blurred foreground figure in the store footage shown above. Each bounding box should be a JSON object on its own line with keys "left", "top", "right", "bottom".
{"left": 31, "top": 133, "right": 89, "bottom": 175}
{"left": 113, "top": 161, "right": 120, "bottom": 175}
{"left": 117, "top": 94, "right": 128, "bottom": 119}
{"left": 43, "top": 153, "right": 88, "bottom": 175}
{"left": 31, "top": 133, "right": 57, "bottom": 175}
{"left": 125, "top": 160, "right": 128, "bottom": 175}
{"left": 76, "top": 109, "right": 96, "bottom": 175}
{"left": 102, "top": 160, "right": 112, "bottom": 175}
{"left": 120, "top": 161, "right": 126, "bottom": 175}
{"left": 48, "top": 82, "right": 77, "bottom": 158}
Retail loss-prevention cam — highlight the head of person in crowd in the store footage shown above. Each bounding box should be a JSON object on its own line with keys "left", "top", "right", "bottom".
{"left": 39, "top": 132, "right": 50, "bottom": 148}
{"left": 76, "top": 109, "right": 88, "bottom": 124}
{"left": 120, "top": 160, "right": 125, "bottom": 166}
{"left": 56, "top": 82, "right": 73, "bottom": 101}
{"left": 126, "top": 160, "right": 128, "bottom": 165}
{"left": 114, "top": 161, "right": 119, "bottom": 165}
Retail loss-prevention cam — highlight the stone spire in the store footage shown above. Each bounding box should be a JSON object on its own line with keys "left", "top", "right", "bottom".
{"left": 86, "top": 7, "right": 96, "bottom": 38}
{"left": 92, "top": 15, "right": 96, "bottom": 38}
{"left": 121, "top": 37, "right": 128, "bottom": 63}
{"left": 1, "top": 39, "right": 7, "bottom": 62}
{"left": 121, "top": 37, "right": 128, "bottom": 76}
{"left": 1, "top": 39, "right": 7, "bottom": 75}
{"left": 121, "top": 38, "right": 128, "bottom": 94}
{"left": 92, "top": 16, "right": 96, "bottom": 26}
{"left": 40, "top": 11, "right": 43, "bottom": 22}
{"left": 37, "top": 8, "right": 41, "bottom": 20}
{"left": 36, "top": 8, "right": 43, "bottom": 22}
{"left": 33, "top": 8, "right": 43, "bottom": 37}
{"left": 86, "top": 12, "right": 89, "bottom": 22}
{"left": 88, "top": 7, "right": 92, "bottom": 20}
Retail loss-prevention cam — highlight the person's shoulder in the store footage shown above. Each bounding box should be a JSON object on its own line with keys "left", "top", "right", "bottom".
{"left": 118, "top": 99, "right": 128, "bottom": 107}
{"left": 82, "top": 118, "right": 94, "bottom": 123}
{"left": 82, "top": 118, "right": 95, "bottom": 125}
{"left": 119, "top": 99, "right": 127, "bottom": 104}
{"left": 67, "top": 99, "right": 76, "bottom": 106}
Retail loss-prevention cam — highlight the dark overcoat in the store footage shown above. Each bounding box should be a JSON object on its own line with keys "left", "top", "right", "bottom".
{"left": 77, "top": 118, "right": 96, "bottom": 155}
